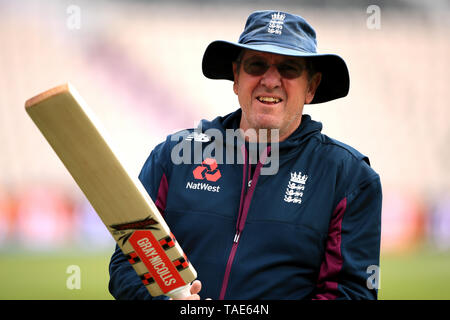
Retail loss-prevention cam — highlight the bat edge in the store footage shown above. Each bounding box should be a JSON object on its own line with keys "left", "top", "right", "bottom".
{"left": 25, "top": 83, "right": 72, "bottom": 109}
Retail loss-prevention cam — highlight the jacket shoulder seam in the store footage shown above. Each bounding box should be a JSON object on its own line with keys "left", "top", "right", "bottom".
{"left": 313, "top": 135, "right": 365, "bottom": 162}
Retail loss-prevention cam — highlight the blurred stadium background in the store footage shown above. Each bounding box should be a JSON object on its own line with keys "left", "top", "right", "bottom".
{"left": 0, "top": 0, "right": 449, "bottom": 299}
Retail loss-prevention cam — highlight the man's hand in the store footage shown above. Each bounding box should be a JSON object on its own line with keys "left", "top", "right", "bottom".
{"left": 170, "top": 280, "right": 203, "bottom": 300}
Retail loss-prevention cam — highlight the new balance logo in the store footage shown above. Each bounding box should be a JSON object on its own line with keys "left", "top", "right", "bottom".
{"left": 185, "top": 132, "right": 210, "bottom": 142}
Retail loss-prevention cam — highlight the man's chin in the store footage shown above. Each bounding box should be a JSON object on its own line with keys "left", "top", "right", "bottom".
{"left": 240, "top": 113, "right": 283, "bottom": 139}
{"left": 252, "top": 114, "right": 282, "bottom": 129}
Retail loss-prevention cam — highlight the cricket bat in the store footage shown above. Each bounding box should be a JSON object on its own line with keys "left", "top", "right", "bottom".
{"left": 25, "top": 83, "right": 197, "bottom": 299}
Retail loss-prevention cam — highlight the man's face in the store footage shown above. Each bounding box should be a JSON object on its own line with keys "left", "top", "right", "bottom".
{"left": 232, "top": 49, "right": 321, "bottom": 142}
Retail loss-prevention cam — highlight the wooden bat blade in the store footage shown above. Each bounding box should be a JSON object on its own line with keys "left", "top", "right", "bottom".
{"left": 25, "top": 83, "right": 196, "bottom": 299}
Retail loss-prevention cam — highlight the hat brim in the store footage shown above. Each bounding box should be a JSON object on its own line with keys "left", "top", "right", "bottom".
{"left": 202, "top": 40, "right": 350, "bottom": 104}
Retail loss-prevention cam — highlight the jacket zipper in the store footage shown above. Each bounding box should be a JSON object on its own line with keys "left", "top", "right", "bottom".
{"left": 219, "top": 145, "right": 270, "bottom": 300}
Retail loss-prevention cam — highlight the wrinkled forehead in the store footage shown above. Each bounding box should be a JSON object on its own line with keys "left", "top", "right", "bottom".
{"left": 240, "top": 49, "right": 307, "bottom": 64}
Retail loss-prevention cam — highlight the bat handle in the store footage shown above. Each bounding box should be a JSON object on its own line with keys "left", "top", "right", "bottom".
{"left": 165, "top": 283, "right": 192, "bottom": 299}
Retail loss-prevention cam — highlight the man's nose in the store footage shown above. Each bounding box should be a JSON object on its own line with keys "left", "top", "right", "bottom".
{"left": 260, "top": 65, "right": 282, "bottom": 89}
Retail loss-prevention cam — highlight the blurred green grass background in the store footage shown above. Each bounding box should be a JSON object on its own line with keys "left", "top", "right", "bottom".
{"left": 1, "top": 248, "right": 450, "bottom": 300}
{"left": 0, "top": 250, "right": 114, "bottom": 300}
{"left": 379, "top": 249, "right": 450, "bottom": 300}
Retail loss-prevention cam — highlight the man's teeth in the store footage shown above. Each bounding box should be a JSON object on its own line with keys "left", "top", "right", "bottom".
{"left": 257, "top": 96, "right": 281, "bottom": 103}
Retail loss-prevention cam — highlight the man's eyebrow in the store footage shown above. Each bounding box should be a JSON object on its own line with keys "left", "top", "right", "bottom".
{"left": 243, "top": 55, "right": 266, "bottom": 61}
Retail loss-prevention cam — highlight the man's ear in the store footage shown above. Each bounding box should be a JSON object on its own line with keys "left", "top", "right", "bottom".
{"left": 232, "top": 62, "right": 239, "bottom": 95}
{"left": 305, "top": 72, "right": 322, "bottom": 104}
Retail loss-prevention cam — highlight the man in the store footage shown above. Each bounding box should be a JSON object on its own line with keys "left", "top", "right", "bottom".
{"left": 109, "top": 10, "right": 382, "bottom": 300}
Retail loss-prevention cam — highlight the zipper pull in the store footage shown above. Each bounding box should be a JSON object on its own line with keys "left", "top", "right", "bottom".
{"left": 233, "top": 232, "right": 240, "bottom": 243}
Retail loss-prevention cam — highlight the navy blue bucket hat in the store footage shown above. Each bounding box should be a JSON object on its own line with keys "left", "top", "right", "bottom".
{"left": 202, "top": 10, "right": 350, "bottom": 104}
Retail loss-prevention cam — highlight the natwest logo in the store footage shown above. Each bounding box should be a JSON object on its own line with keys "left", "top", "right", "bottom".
{"left": 187, "top": 158, "right": 222, "bottom": 193}
{"left": 192, "top": 158, "right": 221, "bottom": 182}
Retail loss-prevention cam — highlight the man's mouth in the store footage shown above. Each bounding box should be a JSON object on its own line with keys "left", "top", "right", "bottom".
{"left": 256, "top": 96, "right": 282, "bottom": 104}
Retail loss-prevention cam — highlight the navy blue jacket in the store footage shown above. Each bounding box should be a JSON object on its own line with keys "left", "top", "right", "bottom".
{"left": 109, "top": 109, "right": 382, "bottom": 300}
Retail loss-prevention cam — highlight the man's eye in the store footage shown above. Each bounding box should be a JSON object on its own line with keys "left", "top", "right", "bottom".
{"left": 243, "top": 60, "right": 269, "bottom": 75}
{"left": 278, "top": 63, "right": 304, "bottom": 78}
{"left": 249, "top": 61, "right": 267, "bottom": 69}
{"left": 278, "top": 64, "right": 300, "bottom": 72}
